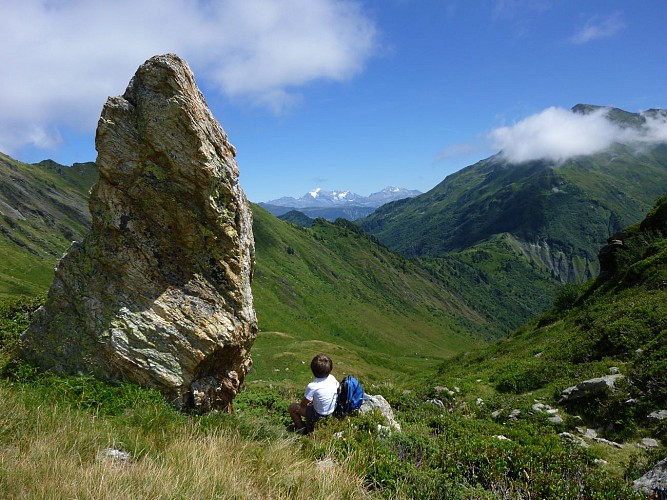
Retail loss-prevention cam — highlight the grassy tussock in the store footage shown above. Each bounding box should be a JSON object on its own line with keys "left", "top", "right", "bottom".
{"left": 0, "top": 387, "right": 367, "bottom": 499}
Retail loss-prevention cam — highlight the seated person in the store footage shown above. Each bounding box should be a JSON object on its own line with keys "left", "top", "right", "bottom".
{"left": 288, "top": 353, "right": 339, "bottom": 434}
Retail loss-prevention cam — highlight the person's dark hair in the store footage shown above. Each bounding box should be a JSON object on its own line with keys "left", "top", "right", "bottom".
{"left": 310, "top": 353, "right": 333, "bottom": 378}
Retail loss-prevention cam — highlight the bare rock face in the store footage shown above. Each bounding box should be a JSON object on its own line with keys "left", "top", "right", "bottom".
{"left": 20, "top": 54, "right": 257, "bottom": 411}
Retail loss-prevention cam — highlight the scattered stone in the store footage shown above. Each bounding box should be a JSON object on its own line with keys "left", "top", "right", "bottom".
{"left": 19, "top": 54, "right": 257, "bottom": 412}
{"left": 491, "top": 409, "right": 504, "bottom": 419}
{"left": 559, "top": 432, "right": 590, "bottom": 448}
{"left": 577, "top": 427, "right": 598, "bottom": 439}
{"left": 639, "top": 438, "right": 660, "bottom": 449}
{"left": 495, "top": 435, "right": 511, "bottom": 441}
{"left": 625, "top": 398, "right": 639, "bottom": 404}
{"left": 476, "top": 398, "right": 484, "bottom": 406}
{"left": 633, "top": 458, "right": 667, "bottom": 497}
{"left": 609, "top": 366, "right": 619, "bottom": 374}
{"left": 559, "top": 375, "right": 625, "bottom": 404}
{"left": 532, "top": 402, "right": 547, "bottom": 413}
{"left": 508, "top": 409, "right": 521, "bottom": 420}
{"left": 593, "top": 459, "right": 608, "bottom": 466}
{"left": 534, "top": 351, "right": 543, "bottom": 357}
{"left": 548, "top": 415, "right": 564, "bottom": 424}
{"left": 433, "top": 386, "right": 448, "bottom": 393}
{"left": 427, "top": 398, "right": 445, "bottom": 409}
{"left": 316, "top": 458, "right": 335, "bottom": 470}
{"left": 593, "top": 437, "right": 624, "bottom": 449}
{"left": 648, "top": 410, "right": 667, "bottom": 421}
{"left": 97, "top": 448, "right": 132, "bottom": 464}
{"left": 360, "top": 394, "right": 401, "bottom": 432}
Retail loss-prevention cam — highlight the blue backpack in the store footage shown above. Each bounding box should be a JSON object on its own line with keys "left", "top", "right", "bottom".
{"left": 336, "top": 375, "right": 365, "bottom": 416}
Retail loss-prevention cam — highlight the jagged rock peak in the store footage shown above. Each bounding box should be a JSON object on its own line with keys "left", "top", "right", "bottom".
{"left": 20, "top": 54, "right": 257, "bottom": 412}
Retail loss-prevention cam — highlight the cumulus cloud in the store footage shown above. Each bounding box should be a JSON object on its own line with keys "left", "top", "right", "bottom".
{"left": 489, "top": 107, "right": 667, "bottom": 164}
{"left": 0, "top": 0, "right": 378, "bottom": 154}
{"left": 570, "top": 12, "right": 625, "bottom": 44}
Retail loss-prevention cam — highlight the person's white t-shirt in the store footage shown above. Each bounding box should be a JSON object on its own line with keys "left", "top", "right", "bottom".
{"left": 304, "top": 374, "right": 339, "bottom": 416}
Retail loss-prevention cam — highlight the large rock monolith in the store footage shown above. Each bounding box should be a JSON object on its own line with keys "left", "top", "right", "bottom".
{"left": 20, "top": 54, "right": 257, "bottom": 411}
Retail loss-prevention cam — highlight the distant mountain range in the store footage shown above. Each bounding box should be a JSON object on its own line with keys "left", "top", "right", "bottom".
{"left": 259, "top": 186, "right": 421, "bottom": 221}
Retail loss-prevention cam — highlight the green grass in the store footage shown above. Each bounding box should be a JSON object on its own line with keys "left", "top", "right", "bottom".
{"left": 0, "top": 297, "right": 648, "bottom": 498}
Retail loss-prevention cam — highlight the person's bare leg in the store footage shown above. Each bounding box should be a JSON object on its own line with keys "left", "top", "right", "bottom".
{"left": 289, "top": 402, "right": 306, "bottom": 429}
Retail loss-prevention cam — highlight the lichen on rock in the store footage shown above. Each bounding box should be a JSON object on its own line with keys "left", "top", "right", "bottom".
{"left": 20, "top": 54, "right": 257, "bottom": 411}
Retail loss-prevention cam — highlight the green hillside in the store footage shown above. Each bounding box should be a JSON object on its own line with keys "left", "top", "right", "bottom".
{"left": 251, "top": 208, "right": 487, "bottom": 384}
{"left": 362, "top": 142, "right": 667, "bottom": 273}
{"left": 424, "top": 193, "right": 667, "bottom": 455}
{"left": 0, "top": 154, "right": 97, "bottom": 297}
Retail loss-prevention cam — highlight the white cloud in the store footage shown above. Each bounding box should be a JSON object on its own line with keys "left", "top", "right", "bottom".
{"left": 570, "top": 12, "right": 625, "bottom": 44}
{"left": 0, "top": 0, "right": 378, "bottom": 154}
{"left": 489, "top": 107, "right": 667, "bottom": 164}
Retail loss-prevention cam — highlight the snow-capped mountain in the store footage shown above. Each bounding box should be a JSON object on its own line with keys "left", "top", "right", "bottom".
{"left": 265, "top": 186, "right": 421, "bottom": 209}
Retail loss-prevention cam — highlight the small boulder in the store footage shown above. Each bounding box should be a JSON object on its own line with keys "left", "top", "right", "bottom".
{"left": 548, "top": 415, "right": 564, "bottom": 424}
{"left": 559, "top": 375, "right": 625, "bottom": 404}
{"left": 360, "top": 394, "right": 401, "bottom": 432}
{"left": 648, "top": 410, "right": 667, "bottom": 421}
{"left": 639, "top": 438, "right": 660, "bottom": 449}
{"left": 559, "top": 432, "right": 590, "bottom": 448}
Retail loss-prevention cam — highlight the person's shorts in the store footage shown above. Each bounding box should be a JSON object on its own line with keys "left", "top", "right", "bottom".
{"left": 306, "top": 406, "right": 330, "bottom": 431}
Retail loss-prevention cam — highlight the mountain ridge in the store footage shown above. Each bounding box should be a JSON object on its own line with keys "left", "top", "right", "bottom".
{"left": 265, "top": 186, "right": 421, "bottom": 208}
{"left": 259, "top": 186, "right": 422, "bottom": 222}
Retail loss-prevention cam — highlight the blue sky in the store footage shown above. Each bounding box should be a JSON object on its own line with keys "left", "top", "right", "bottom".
{"left": 2, "top": 1, "right": 666, "bottom": 202}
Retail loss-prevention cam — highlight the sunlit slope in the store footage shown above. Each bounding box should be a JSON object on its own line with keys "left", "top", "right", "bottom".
{"left": 0, "top": 154, "right": 487, "bottom": 381}
{"left": 0, "top": 154, "right": 97, "bottom": 297}
{"left": 251, "top": 206, "right": 487, "bottom": 381}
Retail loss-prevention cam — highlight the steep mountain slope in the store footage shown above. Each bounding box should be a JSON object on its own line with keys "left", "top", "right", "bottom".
{"left": 251, "top": 206, "right": 487, "bottom": 381}
{"left": 0, "top": 154, "right": 97, "bottom": 297}
{"left": 362, "top": 142, "right": 667, "bottom": 279}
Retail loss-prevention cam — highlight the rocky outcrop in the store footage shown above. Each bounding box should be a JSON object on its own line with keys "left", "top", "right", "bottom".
{"left": 20, "top": 54, "right": 257, "bottom": 411}
{"left": 505, "top": 233, "right": 597, "bottom": 283}
{"left": 633, "top": 458, "right": 667, "bottom": 497}
{"left": 559, "top": 374, "right": 625, "bottom": 404}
